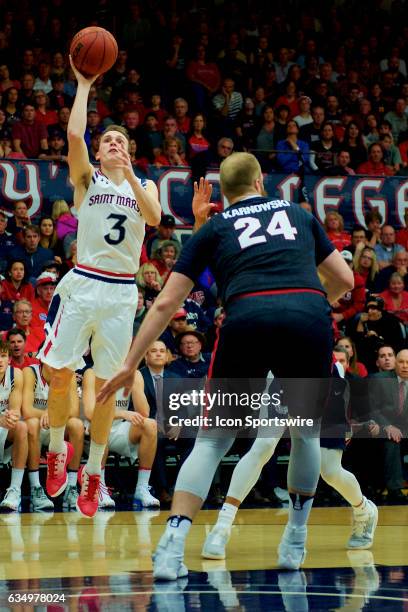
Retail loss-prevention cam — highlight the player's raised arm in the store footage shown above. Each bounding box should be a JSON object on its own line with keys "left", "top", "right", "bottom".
{"left": 67, "top": 56, "right": 99, "bottom": 207}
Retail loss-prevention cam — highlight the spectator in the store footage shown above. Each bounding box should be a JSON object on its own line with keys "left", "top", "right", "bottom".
{"left": 293, "top": 95, "right": 313, "bottom": 127}
{"left": 380, "top": 273, "right": 408, "bottom": 324}
{"left": 273, "top": 104, "right": 290, "bottom": 143}
{"left": 368, "top": 82, "right": 387, "bottom": 118}
{"left": 324, "top": 211, "right": 351, "bottom": 250}
{"left": 48, "top": 74, "right": 72, "bottom": 110}
{"left": 351, "top": 295, "right": 405, "bottom": 373}
{"left": 6, "top": 328, "right": 38, "bottom": 369}
{"left": 144, "top": 94, "right": 168, "bottom": 130}
{"left": 187, "top": 113, "right": 210, "bottom": 160}
{"left": 205, "top": 306, "right": 226, "bottom": 352}
{"left": 369, "top": 349, "right": 408, "bottom": 504}
{"left": 348, "top": 225, "right": 369, "bottom": 255}
{"left": 276, "top": 120, "right": 312, "bottom": 174}
{"left": 31, "top": 271, "right": 57, "bottom": 329}
{"left": 19, "top": 73, "right": 36, "bottom": 108}
{"left": 363, "top": 114, "right": 380, "bottom": 148}
{"left": 7, "top": 200, "right": 30, "bottom": 244}
{"left": 191, "top": 136, "right": 234, "bottom": 183}
{"left": 248, "top": 36, "right": 274, "bottom": 93}
{"left": 133, "top": 287, "right": 146, "bottom": 336}
{"left": 150, "top": 240, "right": 180, "bottom": 282}
{"left": 234, "top": 98, "right": 258, "bottom": 151}
{"left": 154, "top": 137, "right": 188, "bottom": 168}
{"left": 52, "top": 199, "right": 77, "bottom": 255}
{"left": 314, "top": 122, "right": 340, "bottom": 173}
{"left": 0, "top": 211, "right": 16, "bottom": 274}
{"left": 10, "top": 300, "right": 44, "bottom": 355}
{"left": 38, "top": 216, "right": 62, "bottom": 259}
{"left": 0, "top": 64, "right": 19, "bottom": 94}
{"left": 337, "top": 336, "right": 368, "bottom": 377}
{"left": 384, "top": 98, "right": 408, "bottom": 142}
{"left": 253, "top": 86, "right": 267, "bottom": 118}
{"left": 9, "top": 224, "right": 54, "bottom": 282}
{"left": 274, "top": 80, "right": 299, "bottom": 119}
{"left": 353, "top": 246, "right": 380, "bottom": 294}
{"left": 374, "top": 250, "right": 408, "bottom": 293}
{"left": 168, "top": 330, "right": 211, "bottom": 378}
{"left": 128, "top": 137, "right": 149, "bottom": 174}
{"left": 217, "top": 32, "right": 248, "bottom": 91}
{"left": 273, "top": 47, "right": 295, "bottom": 84}
{"left": 357, "top": 142, "right": 393, "bottom": 176}
{"left": 298, "top": 106, "right": 325, "bottom": 148}
{"left": 33, "top": 61, "right": 52, "bottom": 94}
{"left": 145, "top": 214, "right": 180, "bottom": 259}
{"left": 12, "top": 103, "right": 48, "bottom": 158}
{"left": 173, "top": 98, "right": 190, "bottom": 135}
{"left": 212, "top": 77, "right": 243, "bottom": 126}
{"left": 396, "top": 211, "right": 408, "bottom": 250}
{"left": 374, "top": 225, "right": 405, "bottom": 270}
{"left": 365, "top": 209, "right": 383, "bottom": 248}
{"left": 1, "top": 259, "right": 34, "bottom": 303}
{"left": 136, "top": 262, "right": 163, "bottom": 307}
{"left": 33, "top": 90, "right": 57, "bottom": 127}
{"left": 63, "top": 239, "right": 77, "bottom": 273}
{"left": 161, "top": 115, "right": 186, "bottom": 150}
{"left": 380, "top": 133, "right": 401, "bottom": 174}
{"left": 2, "top": 86, "right": 21, "bottom": 125}
{"left": 255, "top": 105, "right": 276, "bottom": 169}
{"left": 325, "top": 95, "right": 342, "bottom": 125}
{"left": 84, "top": 110, "right": 102, "bottom": 149}
{"left": 143, "top": 113, "right": 162, "bottom": 158}
{"left": 47, "top": 106, "right": 70, "bottom": 153}
{"left": 160, "top": 308, "right": 192, "bottom": 355}
{"left": 39, "top": 130, "right": 67, "bottom": 164}
{"left": 374, "top": 345, "right": 396, "bottom": 373}
{"left": 326, "top": 149, "right": 356, "bottom": 176}
{"left": 342, "top": 122, "right": 368, "bottom": 170}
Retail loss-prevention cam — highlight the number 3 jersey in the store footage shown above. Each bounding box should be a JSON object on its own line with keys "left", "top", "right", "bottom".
{"left": 76, "top": 170, "right": 147, "bottom": 275}
{"left": 174, "top": 196, "right": 335, "bottom": 305}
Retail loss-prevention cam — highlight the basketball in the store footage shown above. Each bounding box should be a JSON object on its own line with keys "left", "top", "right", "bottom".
{"left": 70, "top": 27, "right": 118, "bottom": 77}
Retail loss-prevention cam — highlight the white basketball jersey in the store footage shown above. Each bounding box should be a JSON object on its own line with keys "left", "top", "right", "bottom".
{"left": 30, "top": 364, "right": 49, "bottom": 411}
{"left": 0, "top": 367, "right": 14, "bottom": 414}
{"left": 77, "top": 170, "right": 147, "bottom": 274}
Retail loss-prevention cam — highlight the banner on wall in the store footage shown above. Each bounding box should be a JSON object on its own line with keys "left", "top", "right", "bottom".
{"left": 1, "top": 159, "right": 408, "bottom": 230}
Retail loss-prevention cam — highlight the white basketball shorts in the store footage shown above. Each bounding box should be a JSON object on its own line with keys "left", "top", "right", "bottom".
{"left": 38, "top": 265, "right": 138, "bottom": 380}
{"left": 108, "top": 420, "right": 138, "bottom": 463}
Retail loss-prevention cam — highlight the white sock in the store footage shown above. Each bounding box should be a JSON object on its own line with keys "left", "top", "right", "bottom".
{"left": 165, "top": 515, "right": 192, "bottom": 543}
{"left": 49, "top": 426, "right": 66, "bottom": 453}
{"left": 353, "top": 496, "right": 368, "bottom": 515}
{"left": 67, "top": 471, "right": 77, "bottom": 486}
{"left": 100, "top": 468, "right": 106, "bottom": 484}
{"left": 10, "top": 468, "right": 24, "bottom": 489}
{"left": 136, "top": 468, "right": 151, "bottom": 490}
{"left": 29, "top": 470, "right": 40, "bottom": 488}
{"left": 216, "top": 502, "right": 238, "bottom": 530}
{"left": 86, "top": 440, "right": 106, "bottom": 475}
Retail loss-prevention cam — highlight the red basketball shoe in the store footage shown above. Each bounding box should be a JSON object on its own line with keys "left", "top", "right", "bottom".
{"left": 76, "top": 465, "right": 100, "bottom": 518}
{"left": 46, "top": 441, "right": 74, "bottom": 497}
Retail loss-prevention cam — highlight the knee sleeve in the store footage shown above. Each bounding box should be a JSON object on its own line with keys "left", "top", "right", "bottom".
{"left": 228, "top": 436, "right": 280, "bottom": 501}
{"left": 174, "top": 436, "right": 235, "bottom": 500}
{"left": 288, "top": 432, "right": 321, "bottom": 494}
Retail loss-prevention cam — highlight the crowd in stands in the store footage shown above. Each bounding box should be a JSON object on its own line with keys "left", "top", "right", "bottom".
{"left": 0, "top": 0, "right": 408, "bottom": 509}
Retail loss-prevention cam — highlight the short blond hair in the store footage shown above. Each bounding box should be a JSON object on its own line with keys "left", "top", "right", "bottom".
{"left": 220, "top": 152, "right": 262, "bottom": 201}
{"left": 101, "top": 124, "right": 129, "bottom": 142}
{"left": 52, "top": 199, "right": 70, "bottom": 220}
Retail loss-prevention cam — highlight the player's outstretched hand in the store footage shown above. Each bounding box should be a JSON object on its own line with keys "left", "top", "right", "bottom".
{"left": 192, "top": 178, "right": 216, "bottom": 229}
{"left": 110, "top": 149, "right": 134, "bottom": 179}
{"left": 97, "top": 365, "right": 135, "bottom": 404}
{"left": 69, "top": 55, "right": 100, "bottom": 87}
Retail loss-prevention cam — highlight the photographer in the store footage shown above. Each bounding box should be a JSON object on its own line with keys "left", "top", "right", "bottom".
{"left": 350, "top": 296, "right": 405, "bottom": 373}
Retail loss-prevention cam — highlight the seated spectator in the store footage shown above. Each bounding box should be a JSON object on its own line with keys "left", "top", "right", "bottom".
{"left": 363, "top": 114, "right": 380, "bottom": 148}
{"left": 384, "top": 98, "right": 408, "bottom": 142}
{"left": 331, "top": 250, "right": 365, "bottom": 326}
{"left": 274, "top": 80, "right": 299, "bottom": 119}
{"left": 38, "top": 130, "right": 68, "bottom": 163}
{"left": 255, "top": 105, "right": 276, "bottom": 170}
{"left": 372, "top": 345, "right": 396, "bottom": 373}
{"left": 314, "top": 122, "right": 340, "bottom": 173}
{"left": 191, "top": 136, "right": 235, "bottom": 183}
{"left": 276, "top": 120, "right": 312, "bottom": 174}
{"left": 374, "top": 225, "right": 405, "bottom": 270}
{"left": 342, "top": 122, "right": 367, "bottom": 170}
{"left": 10, "top": 299, "right": 45, "bottom": 354}
{"left": 212, "top": 77, "right": 243, "bottom": 134}
{"left": 380, "top": 133, "right": 401, "bottom": 174}
{"left": 52, "top": 199, "right": 77, "bottom": 256}
{"left": 1, "top": 259, "right": 34, "bottom": 303}
{"left": 273, "top": 104, "right": 290, "bottom": 143}
{"left": 374, "top": 250, "right": 408, "bottom": 293}
{"left": 150, "top": 240, "right": 180, "bottom": 282}
{"left": 0, "top": 211, "right": 16, "bottom": 274}
{"left": 7, "top": 200, "right": 30, "bottom": 244}
{"left": 136, "top": 262, "right": 163, "bottom": 307}
{"left": 347, "top": 225, "right": 369, "bottom": 256}
{"left": 160, "top": 308, "right": 192, "bottom": 355}
{"left": 380, "top": 272, "right": 408, "bottom": 324}
{"left": 143, "top": 113, "right": 162, "bottom": 158}
{"left": 368, "top": 349, "right": 408, "bottom": 504}
{"left": 293, "top": 95, "right": 313, "bottom": 127}
{"left": 234, "top": 98, "right": 258, "bottom": 151}
{"left": 145, "top": 214, "right": 181, "bottom": 259}
{"left": 12, "top": 103, "right": 48, "bottom": 158}
{"left": 144, "top": 94, "right": 168, "bottom": 130}
{"left": 34, "top": 90, "right": 57, "bottom": 127}
{"left": 31, "top": 271, "right": 57, "bottom": 329}
{"left": 325, "top": 95, "right": 342, "bottom": 125}
{"left": 365, "top": 209, "right": 383, "bottom": 248}
{"left": 298, "top": 105, "right": 325, "bottom": 147}
{"left": 9, "top": 224, "right": 54, "bottom": 282}
{"left": 173, "top": 97, "right": 190, "bottom": 135}
{"left": 186, "top": 44, "right": 221, "bottom": 112}
{"left": 154, "top": 136, "right": 188, "bottom": 168}
{"left": 187, "top": 112, "right": 210, "bottom": 160}
{"left": 133, "top": 287, "right": 147, "bottom": 336}
{"left": 324, "top": 211, "right": 351, "bottom": 250}
{"left": 33, "top": 60, "right": 52, "bottom": 94}
{"left": 6, "top": 328, "right": 39, "bottom": 369}
{"left": 38, "top": 216, "right": 62, "bottom": 260}
{"left": 353, "top": 246, "right": 380, "bottom": 294}
{"left": 2, "top": 86, "right": 21, "bottom": 125}
{"left": 336, "top": 336, "right": 368, "bottom": 377}
{"left": 326, "top": 149, "right": 356, "bottom": 176}
{"left": 0, "top": 64, "right": 20, "bottom": 94}
{"left": 161, "top": 116, "right": 186, "bottom": 150}
{"left": 47, "top": 106, "right": 70, "bottom": 153}
{"left": 48, "top": 74, "right": 72, "bottom": 111}
{"left": 357, "top": 142, "right": 394, "bottom": 176}
{"left": 350, "top": 295, "right": 405, "bottom": 373}
{"left": 168, "top": 330, "right": 211, "bottom": 378}
{"left": 129, "top": 137, "right": 149, "bottom": 174}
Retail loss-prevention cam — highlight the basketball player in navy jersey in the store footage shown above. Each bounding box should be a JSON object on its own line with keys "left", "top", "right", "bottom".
{"left": 98, "top": 152, "right": 353, "bottom": 578}
{"left": 37, "top": 57, "right": 161, "bottom": 518}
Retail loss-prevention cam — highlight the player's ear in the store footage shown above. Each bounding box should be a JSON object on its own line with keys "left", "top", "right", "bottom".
{"left": 95, "top": 150, "right": 100, "bottom": 160}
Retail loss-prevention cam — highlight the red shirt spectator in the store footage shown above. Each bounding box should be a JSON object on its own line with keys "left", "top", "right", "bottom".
{"left": 324, "top": 211, "right": 351, "bottom": 250}
{"left": 31, "top": 272, "right": 57, "bottom": 329}
{"left": 1, "top": 259, "right": 34, "bottom": 303}
{"left": 332, "top": 270, "right": 366, "bottom": 322}
{"left": 357, "top": 143, "right": 393, "bottom": 176}
{"left": 380, "top": 272, "right": 408, "bottom": 323}
{"left": 12, "top": 103, "right": 48, "bottom": 158}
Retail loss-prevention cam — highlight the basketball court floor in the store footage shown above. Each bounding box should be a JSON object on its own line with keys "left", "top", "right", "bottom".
{"left": 0, "top": 505, "right": 407, "bottom": 610}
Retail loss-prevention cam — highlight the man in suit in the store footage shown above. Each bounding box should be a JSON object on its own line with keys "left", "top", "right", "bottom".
{"left": 369, "top": 349, "right": 408, "bottom": 503}
{"left": 140, "top": 340, "right": 193, "bottom": 504}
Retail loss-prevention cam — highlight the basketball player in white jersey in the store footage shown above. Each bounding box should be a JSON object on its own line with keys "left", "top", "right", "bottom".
{"left": 37, "top": 57, "right": 161, "bottom": 518}
{"left": 0, "top": 340, "right": 27, "bottom": 513}
{"left": 82, "top": 367, "right": 159, "bottom": 508}
{"left": 22, "top": 362, "right": 84, "bottom": 512}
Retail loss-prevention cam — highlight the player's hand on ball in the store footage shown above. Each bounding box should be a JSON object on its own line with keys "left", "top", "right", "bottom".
{"left": 69, "top": 55, "right": 100, "bottom": 86}
{"left": 97, "top": 365, "right": 135, "bottom": 403}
